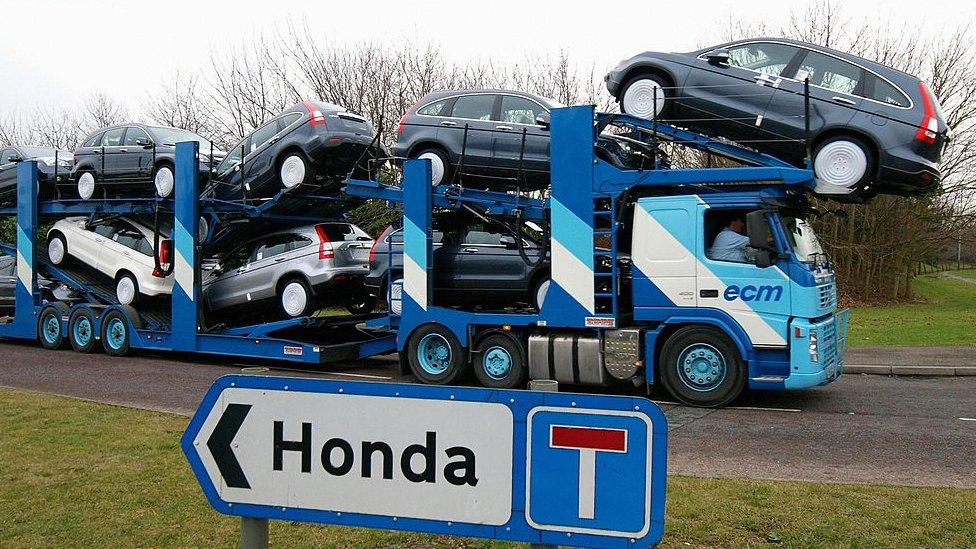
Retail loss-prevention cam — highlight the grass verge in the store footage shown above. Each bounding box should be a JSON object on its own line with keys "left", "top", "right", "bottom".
{"left": 1, "top": 388, "right": 974, "bottom": 548}
{"left": 847, "top": 271, "right": 976, "bottom": 347}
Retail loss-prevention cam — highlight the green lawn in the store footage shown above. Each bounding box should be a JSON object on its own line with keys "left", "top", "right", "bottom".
{"left": 2, "top": 389, "right": 975, "bottom": 548}
{"left": 847, "top": 271, "right": 976, "bottom": 348}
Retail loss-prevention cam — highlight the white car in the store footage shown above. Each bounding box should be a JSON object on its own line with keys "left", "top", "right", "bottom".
{"left": 47, "top": 216, "right": 174, "bottom": 305}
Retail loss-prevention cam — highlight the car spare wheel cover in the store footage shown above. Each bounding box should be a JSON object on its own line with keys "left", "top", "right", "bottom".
{"left": 154, "top": 166, "right": 174, "bottom": 197}
{"left": 417, "top": 152, "right": 445, "bottom": 185}
{"left": 814, "top": 140, "right": 867, "bottom": 189}
{"left": 282, "top": 281, "right": 307, "bottom": 316}
{"left": 117, "top": 277, "right": 136, "bottom": 305}
{"left": 535, "top": 279, "right": 550, "bottom": 309}
{"left": 623, "top": 78, "right": 666, "bottom": 119}
{"left": 280, "top": 155, "right": 306, "bottom": 189}
{"left": 390, "top": 278, "right": 404, "bottom": 315}
{"left": 48, "top": 237, "right": 65, "bottom": 264}
{"left": 78, "top": 172, "right": 95, "bottom": 199}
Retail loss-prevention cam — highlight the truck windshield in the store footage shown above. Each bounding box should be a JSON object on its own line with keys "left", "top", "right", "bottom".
{"left": 780, "top": 216, "right": 825, "bottom": 263}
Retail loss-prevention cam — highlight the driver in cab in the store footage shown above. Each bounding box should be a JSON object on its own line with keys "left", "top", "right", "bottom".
{"left": 709, "top": 214, "right": 750, "bottom": 262}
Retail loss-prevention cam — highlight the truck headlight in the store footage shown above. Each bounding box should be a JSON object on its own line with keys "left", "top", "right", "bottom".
{"left": 808, "top": 331, "right": 819, "bottom": 363}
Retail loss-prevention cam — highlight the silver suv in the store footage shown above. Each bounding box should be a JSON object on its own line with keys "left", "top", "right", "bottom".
{"left": 202, "top": 222, "right": 374, "bottom": 318}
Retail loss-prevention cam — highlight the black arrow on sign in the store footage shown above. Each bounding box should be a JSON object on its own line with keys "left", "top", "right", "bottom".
{"left": 207, "top": 403, "right": 252, "bottom": 489}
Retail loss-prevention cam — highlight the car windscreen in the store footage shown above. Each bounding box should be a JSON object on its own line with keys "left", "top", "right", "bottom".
{"left": 17, "top": 146, "right": 63, "bottom": 158}
{"left": 150, "top": 127, "right": 214, "bottom": 149}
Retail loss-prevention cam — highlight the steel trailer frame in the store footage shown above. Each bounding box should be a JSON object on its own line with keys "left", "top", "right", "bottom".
{"left": 0, "top": 145, "right": 396, "bottom": 365}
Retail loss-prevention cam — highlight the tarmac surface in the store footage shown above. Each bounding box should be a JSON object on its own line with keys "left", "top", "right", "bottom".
{"left": 1, "top": 340, "right": 974, "bottom": 488}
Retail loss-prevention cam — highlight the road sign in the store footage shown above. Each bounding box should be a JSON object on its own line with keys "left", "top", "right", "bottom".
{"left": 182, "top": 375, "right": 667, "bottom": 548}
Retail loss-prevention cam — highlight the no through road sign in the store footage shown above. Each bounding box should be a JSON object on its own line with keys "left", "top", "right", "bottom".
{"left": 182, "top": 375, "right": 667, "bottom": 548}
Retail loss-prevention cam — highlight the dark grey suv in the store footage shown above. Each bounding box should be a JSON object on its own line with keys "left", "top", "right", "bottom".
{"left": 366, "top": 213, "right": 550, "bottom": 313}
{"left": 0, "top": 146, "right": 72, "bottom": 205}
{"left": 71, "top": 124, "right": 223, "bottom": 200}
{"left": 392, "top": 90, "right": 561, "bottom": 189}
{"left": 605, "top": 37, "right": 950, "bottom": 197}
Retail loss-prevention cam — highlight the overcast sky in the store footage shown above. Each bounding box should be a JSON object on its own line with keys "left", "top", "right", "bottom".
{"left": 1, "top": 0, "right": 973, "bottom": 114}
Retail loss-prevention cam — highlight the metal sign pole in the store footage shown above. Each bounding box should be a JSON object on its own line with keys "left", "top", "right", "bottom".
{"left": 240, "top": 517, "right": 268, "bottom": 549}
{"left": 529, "top": 378, "right": 558, "bottom": 549}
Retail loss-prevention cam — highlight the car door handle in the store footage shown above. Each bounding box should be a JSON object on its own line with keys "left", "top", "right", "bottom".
{"left": 831, "top": 96, "right": 857, "bottom": 106}
{"left": 440, "top": 121, "right": 457, "bottom": 127}
{"left": 495, "top": 125, "right": 513, "bottom": 131}
{"left": 274, "top": 257, "right": 286, "bottom": 262}
{"left": 119, "top": 148, "right": 128, "bottom": 153}
{"left": 462, "top": 247, "right": 479, "bottom": 253}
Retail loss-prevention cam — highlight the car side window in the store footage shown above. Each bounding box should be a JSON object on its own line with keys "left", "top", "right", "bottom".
{"left": 93, "top": 223, "right": 117, "bottom": 239}
{"left": 278, "top": 113, "right": 302, "bottom": 129}
{"left": 252, "top": 234, "right": 291, "bottom": 261}
{"left": 286, "top": 234, "right": 312, "bottom": 252}
{"left": 249, "top": 121, "right": 278, "bottom": 153}
{"left": 83, "top": 132, "right": 104, "bottom": 147}
{"left": 450, "top": 95, "right": 495, "bottom": 121}
{"left": 113, "top": 227, "right": 146, "bottom": 253}
{"left": 221, "top": 246, "right": 250, "bottom": 271}
{"left": 726, "top": 42, "right": 800, "bottom": 77}
{"left": 219, "top": 139, "right": 247, "bottom": 173}
{"left": 123, "top": 127, "right": 151, "bottom": 146}
{"left": 462, "top": 223, "right": 503, "bottom": 245}
{"left": 498, "top": 96, "right": 546, "bottom": 125}
{"left": 101, "top": 128, "right": 125, "bottom": 147}
{"left": 865, "top": 74, "right": 911, "bottom": 107}
{"left": 417, "top": 99, "right": 449, "bottom": 116}
{"left": 0, "top": 149, "right": 12, "bottom": 165}
{"left": 795, "top": 50, "right": 862, "bottom": 95}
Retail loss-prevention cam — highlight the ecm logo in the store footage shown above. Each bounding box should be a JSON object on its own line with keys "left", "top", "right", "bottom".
{"left": 526, "top": 408, "right": 653, "bottom": 538}
{"left": 723, "top": 284, "right": 783, "bottom": 302}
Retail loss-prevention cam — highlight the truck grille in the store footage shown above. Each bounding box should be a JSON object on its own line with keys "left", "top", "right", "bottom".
{"left": 820, "top": 318, "right": 838, "bottom": 369}
{"left": 817, "top": 282, "right": 836, "bottom": 310}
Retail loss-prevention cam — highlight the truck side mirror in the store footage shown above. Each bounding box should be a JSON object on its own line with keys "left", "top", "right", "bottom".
{"left": 746, "top": 210, "right": 768, "bottom": 249}
{"left": 754, "top": 248, "right": 772, "bottom": 268}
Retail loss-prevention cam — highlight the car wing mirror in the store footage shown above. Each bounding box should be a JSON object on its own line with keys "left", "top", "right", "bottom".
{"left": 535, "top": 113, "right": 551, "bottom": 129}
{"left": 6, "top": 155, "right": 22, "bottom": 163}
{"left": 704, "top": 48, "right": 731, "bottom": 65}
{"left": 136, "top": 139, "right": 153, "bottom": 148}
{"left": 499, "top": 235, "right": 518, "bottom": 249}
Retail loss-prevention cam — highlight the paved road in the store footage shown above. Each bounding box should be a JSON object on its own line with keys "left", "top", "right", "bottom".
{"left": 1, "top": 341, "right": 974, "bottom": 488}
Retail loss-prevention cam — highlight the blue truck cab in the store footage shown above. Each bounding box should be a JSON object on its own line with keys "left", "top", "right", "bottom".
{"left": 348, "top": 104, "right": 848, "bottom": 407}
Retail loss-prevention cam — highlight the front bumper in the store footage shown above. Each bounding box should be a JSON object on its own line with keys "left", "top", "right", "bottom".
{"left": 784, "top": 309, "right": 848, "bottom": 389}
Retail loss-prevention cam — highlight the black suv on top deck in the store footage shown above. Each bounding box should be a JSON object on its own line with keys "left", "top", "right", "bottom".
{"left": 605, "top": 37, "right": 950, "bottom": 197}
{"left": 0, "top": 146, "right": 72, "bottom": 205}
{"left": 71, "top": 124, "right": 223, "bottom": 200}
{"left": 392, "top": 90, "right": 561, "bottom": 189}
{"left": 207, "top": 101, "right": 385, "bottom": 203}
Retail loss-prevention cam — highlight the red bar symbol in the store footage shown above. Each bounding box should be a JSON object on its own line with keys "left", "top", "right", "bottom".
{"left": 550, "top": 426, "right": 627, "bottom": 452}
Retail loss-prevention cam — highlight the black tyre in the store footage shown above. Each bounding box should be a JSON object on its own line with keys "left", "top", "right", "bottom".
{"left": 812, "top": 135, "right": 875, "bottom": 192}
{"left": 411, "top": 147, "right": 451, "bottom": 186}
{"left": 406, "top": 324, "right": 468, "bottom": 385}
{"left": 345, "top": 289, "right": 377, "bottom": 315}
{"left": 473, "top": 333, "right": 527, "bottom": 389}
{"left": 68, "top": 308, "right": 98, "bottom": 353}
{"left": 100, "top": 309, "right": 131, "bottom": 357}
{"left": 37, "top": 303, "right": 67, "bottom": 350}
{"left": 619, "top": 74, "right": 672, "bottom": 120}
{"left": 659, "top": 325, "right": 746, "bottom": 407}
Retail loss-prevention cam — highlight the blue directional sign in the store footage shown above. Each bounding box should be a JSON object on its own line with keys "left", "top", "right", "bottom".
{"left": 182, "top": 375, "right": 667, "bottom": 548}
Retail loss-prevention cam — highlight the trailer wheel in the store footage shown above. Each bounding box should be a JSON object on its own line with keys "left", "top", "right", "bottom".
{"left": 660, "top": 326, "right": 745, "bottom": 407}
{"left": 407, "top": 324, "right": 468, "bottom": 385}
{"left": 101, "top": 309, "right": 131, "bottom": 357}
{"left": 68, "top": 309, "right": 98, "bottom": 353}
{"left": 37, "top": 304, "right": 67, "bottom": 350}
{"left": 473, "top": 333, "right": 527, "bottom": 389}
{"left": 77, "top": 171, "right": 96, "bottom": 200}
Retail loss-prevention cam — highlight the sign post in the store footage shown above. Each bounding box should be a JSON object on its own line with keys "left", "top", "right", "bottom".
{"left": 183, "top": 375, "right": 667, "bottom": 548}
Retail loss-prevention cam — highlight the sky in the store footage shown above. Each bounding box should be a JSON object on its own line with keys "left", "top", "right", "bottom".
{"left": 1, "top": 0, "right": 974, "bottom": 115}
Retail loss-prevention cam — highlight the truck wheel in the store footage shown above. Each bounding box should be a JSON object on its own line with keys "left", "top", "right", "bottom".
{"left": 659, "top": 326, "right": 745, "bottom": 407}
{"left": 37, "top": 304, "right": 66, "bottom": 350}
{"left": 406, "top": 324, "right": 468, "bottom": 385}
{"left": 473, "top": 333, "right": 527, "bottom": 389}
{"left": 68, "top": 308, "right": 98, "bottom": 353}
{"left": 101, "top": 309, "right": 131, "bottom": 357}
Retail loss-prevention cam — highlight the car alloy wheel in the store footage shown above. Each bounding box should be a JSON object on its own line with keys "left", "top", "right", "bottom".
{"left": 154, "top": 166, "right": 175, "bottom": 197}
{"left": 116, "top": 274, "right": 137, "bottom": 306}
{"left": 77, "top": 172, "right": 95, "bottom": 200}
{"left": 416, "top": 151, "right": 446, "bottom": 185}
{"left": 280, "top": 154, "right": 307, "bottom": 190}
{"left": 814, "top": 139, "right": 868, "bottom": 190}
{"left": 48, "top": 235, "right": 66, "bottom": 265}
{"left": 622, "top": 77, "right": 667, "bottom": 120}
{"left": 281, "top": 280, "right": 309, "bottom": 317}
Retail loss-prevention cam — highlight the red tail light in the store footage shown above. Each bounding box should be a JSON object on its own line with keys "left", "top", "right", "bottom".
{"left": 153, "top": 239, "right": 173, "bottom": 278}
{"left": 915, "top": 81, "right": 938, "bottom": 145}
{"left": 397, "top": 100, "right": 420, "bottom": 136}
{"left": 314, "top": 225, "right": 334, "bottom": 260}
{"left": 370, "top": 226, "right": 391, "bottom": 263}
{"left": 304, "top": 101, "right": 327, "bottom": 128}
